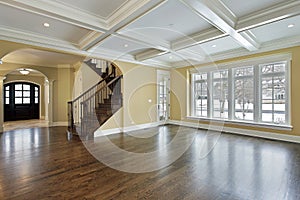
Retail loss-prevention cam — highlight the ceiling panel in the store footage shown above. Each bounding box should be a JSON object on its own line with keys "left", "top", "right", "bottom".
{"left": 95, "top": 35, "right": 152, "bottom": 55}
{"left": 221, "top": 0, "right": 285, "bottom": 17}
{"left": 249, "top": 15, "right": 300, "bottom": 43}
{"left": 0, "top": 4, "right": 91, "bottom": 44}
{"left": 119, "top": 0, "right": 213, "bottom": 42}
{"left": 185, "top": 36, "right": 242, "bottom": 55}
{"left": 54, "top": 0, "right": 128, "bottom": 19}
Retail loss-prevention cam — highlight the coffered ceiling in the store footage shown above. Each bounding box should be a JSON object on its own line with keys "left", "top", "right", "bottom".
{"left": 0, "top": 0, "right": 300, "bottom": 68}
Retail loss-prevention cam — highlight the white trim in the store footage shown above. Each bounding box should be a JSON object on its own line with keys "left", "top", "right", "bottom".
{"left": 169, "top": 120, "right": 300, "bottom": 144}
{"left": 190, "top": 53, "right": 292, "bottom": 73}
{"left": 122, "top": 121, "right": 165, "bottom": 133}
{"left": 94, "top": 128, "right": 122, "bottom": 137}
{"left": 186, "top": 116, "right": 292, "bottom": 131}
{"left": 93, "top": 121, "right": 165, "bottom": 138}
{"left": 50, "top": 121, "right": 68, "bottom": 127}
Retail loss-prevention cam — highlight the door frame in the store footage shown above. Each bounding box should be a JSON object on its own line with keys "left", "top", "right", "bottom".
{"left": 4, "top": 81, "right": 41, "bottom": 121}
{"left": 157, "top": 70, "right": 170, "bottom": 122}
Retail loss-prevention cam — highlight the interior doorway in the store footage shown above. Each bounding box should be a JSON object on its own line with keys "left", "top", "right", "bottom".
{"left": 4, "top": 82, "right": 40, "bottom": 121}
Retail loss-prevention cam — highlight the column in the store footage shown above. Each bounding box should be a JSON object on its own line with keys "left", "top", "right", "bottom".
{"left": 48, "top": 79, "right": 55, "bottom": 126}
{"left": 0, "top": 76, "right": 4, "bottom": 132}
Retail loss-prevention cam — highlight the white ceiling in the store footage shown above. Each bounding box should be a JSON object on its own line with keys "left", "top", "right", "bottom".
{"left": 0, "top": 0, "right": 300, "bottom": 68}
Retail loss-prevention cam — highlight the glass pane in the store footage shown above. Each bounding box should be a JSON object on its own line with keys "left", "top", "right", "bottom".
{"left": 23, "top": 91, "right": 30, "bottom": 97}
{"left": 35, "top": 91, "right": 38, "bottom": 97}
{"left": 234, "top": 66, "right": 253, "bottom": 77}
{"left": 23, "top": 84, "right": 30, "bottom": 90}
{"left": 35, "top": 87, "right": 38, "bottom": 91}
{"left": 234, "top": 77, "right": 254, "bottom": 121}
{"left": 213, "top": 79, "right": 228, "bottom": 119}
{"left": 5, "top": 98, "right": 9, "bottom": 105}
{"left": 15, "top": 91, "right": 22, "bottom": 97}
{"left": 15, "top": 98, "right": 22, "bottom": 104}
{"left": 5, "top": 86, "right": 9, "bottom": 91}
{"left": 15, "top": 84, "right": 22, "bottom": 90}
{"left": 5, "top": 91, "right": 9, "bottom": 97}
{"left": 274, "top": 63, "right": 285, "bottom": 72}
{"left": 23, "top": 98, "right": 30, "bottom": 104}
{"left": 35, "top": 98, "right": 39, "bottom": 104}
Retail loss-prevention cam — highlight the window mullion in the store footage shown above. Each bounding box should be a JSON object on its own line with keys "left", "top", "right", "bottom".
{"left": 254, "top": 65, "right": 260, "bottom": 122}
{"left": 228, "top": 69, "right": 234, "bottom": 120}
{"left": 207, "top": 72, "right": 213, "bottom": 118}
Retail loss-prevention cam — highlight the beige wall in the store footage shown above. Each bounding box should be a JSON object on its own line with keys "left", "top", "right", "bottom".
{"left": 4, "top": 74, "right": 46, "bottom": 118}
{"left": 100, "top": 61, "right": 158, "bottom": 130}
{"left": 170, "top": 46, "right": 300, "bottom": 137}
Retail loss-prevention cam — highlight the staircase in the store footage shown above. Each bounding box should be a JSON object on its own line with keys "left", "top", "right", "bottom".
{"left": 67, "top": 59, "right": 123, "bottom": 140}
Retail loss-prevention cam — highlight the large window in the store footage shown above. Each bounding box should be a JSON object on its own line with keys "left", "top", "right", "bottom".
{"left": 191, "top": 58, "right": 290, "bottom": 127}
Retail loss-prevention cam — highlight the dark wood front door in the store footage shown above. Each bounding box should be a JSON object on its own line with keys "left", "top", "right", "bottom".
{"left": 4, "top": 82, "right": 40, "bottom": 121}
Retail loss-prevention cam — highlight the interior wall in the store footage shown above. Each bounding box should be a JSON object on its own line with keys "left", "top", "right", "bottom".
{"left": 4, "top": 74, "right": 46, "bottom": 118}
{"left": 170, "top": 46, "right": 300, "bottom": 137}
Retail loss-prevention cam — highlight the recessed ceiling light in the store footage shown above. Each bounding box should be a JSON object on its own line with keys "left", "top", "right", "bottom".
{"left": 43, "top": 23, "right": 50, "bottom": 27}
{"left": 212, "top": 44, "right": 217, "bottom": 48}
{"left": 169, "top": 56, "right": 173, "bottom": 59}
{"left": 288, "top": 24, "right": 295, "bottom": 28}
{"left": 124, "top": 44, "right": 129, "bottom": 48}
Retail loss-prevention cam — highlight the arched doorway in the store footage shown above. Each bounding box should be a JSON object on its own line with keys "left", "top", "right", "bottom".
{"left": 4, "top": 82, "right": 40, "bottom": 121}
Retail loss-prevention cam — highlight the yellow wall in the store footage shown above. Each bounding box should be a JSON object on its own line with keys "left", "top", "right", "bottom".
{"left": 170, "top": 46, "right": 300, "bottom": 136}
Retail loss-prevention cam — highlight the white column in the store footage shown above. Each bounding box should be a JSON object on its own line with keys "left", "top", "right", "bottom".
{"left": 48, "top": 79, "right": 55, "bottom": 126}
{"left": 44, "top": 79, "right": 49, "bottom": 121}
{"left": 0, "top": 76, "right": 4, "bottom": 132}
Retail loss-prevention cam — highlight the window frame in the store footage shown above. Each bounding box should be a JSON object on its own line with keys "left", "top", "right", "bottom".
{"left": 189, "top": 54, "right": 292, "bottom": 129}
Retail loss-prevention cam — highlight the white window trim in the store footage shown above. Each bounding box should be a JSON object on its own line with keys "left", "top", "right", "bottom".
{"left": 189, "top": 53, "right": 292, "bottom": 129}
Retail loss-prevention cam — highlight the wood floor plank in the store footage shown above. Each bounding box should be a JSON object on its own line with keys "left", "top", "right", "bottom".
{"left": 0, "top": 125, "right": 300, "bottom": 199}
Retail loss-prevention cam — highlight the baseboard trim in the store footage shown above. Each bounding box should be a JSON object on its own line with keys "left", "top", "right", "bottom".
{"left": 122, "top": 121, "right": 165, "bottom": 133}
{"left": 168, "top": 120, "right": 300, "bottom": 144}
{"left": 94, "top": 128, "right": 122, "bottom": 137}
{"left": 94, "top": 121, "right": 166, "bottom": 137}
{"left": 50, "top": 121, "right": 68, "bottom": 127}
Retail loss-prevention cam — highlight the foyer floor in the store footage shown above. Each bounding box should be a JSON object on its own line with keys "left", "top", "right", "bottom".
{"left": 0, "top": 125, "right": 299, "bottom": 199}
{"left": 3, "top": 119, "right": 49, "bottom": 132}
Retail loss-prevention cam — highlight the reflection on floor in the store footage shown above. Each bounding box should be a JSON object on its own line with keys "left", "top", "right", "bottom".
{"left": 3, "top": 119, "right": 49, "bottom": 131}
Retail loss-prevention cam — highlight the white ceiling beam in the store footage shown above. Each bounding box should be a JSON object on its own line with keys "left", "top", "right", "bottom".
{"left": 82, "top": 0, "right": 166, "bottom": 51}
{"left": 171, "top": 28, "right": 225, "bottom": 51}
{"left": 135, "top": 49, "right": 167, "bottom": 61}
{"left": 236, "top": 0, "right": 300, "bottom": 31}
{"left": 181, "top": 0, "right": 260, "bottom": 51}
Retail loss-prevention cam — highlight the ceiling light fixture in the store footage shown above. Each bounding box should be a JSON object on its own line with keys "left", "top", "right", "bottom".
{"left": 43, "top": 23, "right": 50, "bottom": 27}
{"left": 288, "top": 24, "right": 295, "bottom": 28}
{"left": 169, "top": 56, "right": 173, "bottom": 59}
{"left": 124, "top": 44, "right": 129, "bottom": 48}
{"left": 20, "top": 69, "right": 30, "bottom": 75}
{"left": 212, "top": 44, "right": 217, "bottom": 48}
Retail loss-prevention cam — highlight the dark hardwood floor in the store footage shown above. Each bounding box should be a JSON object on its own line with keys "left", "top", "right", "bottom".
{"left": 0, "top": 125, "right": 300, "bottom": 199}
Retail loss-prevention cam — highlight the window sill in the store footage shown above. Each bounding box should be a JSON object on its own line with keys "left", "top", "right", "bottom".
{"left": 186, "top": 116, "right": 293, "bottom": 131}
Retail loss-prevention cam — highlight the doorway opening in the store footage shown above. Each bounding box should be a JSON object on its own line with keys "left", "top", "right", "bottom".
{"left": 4, "top": 82, "right": 40, "bottom": 121}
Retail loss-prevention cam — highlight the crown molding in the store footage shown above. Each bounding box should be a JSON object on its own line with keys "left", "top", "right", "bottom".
{"left": 0, "top": 0, "right": 108, "bottom": 31}
{"left": 78, "top": 31, "right": 104, "bottom": 50}
{"left": 236, "top": 0, "right": 300, "bottom": 31}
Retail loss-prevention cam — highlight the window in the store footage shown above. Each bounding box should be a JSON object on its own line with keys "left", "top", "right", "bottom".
{"left": 234, "top": 66, "right": 254, "bottom": 121}
{"left": 191, "top": 57, "right": 290, "bottom": 127}
{"left": 261, "top": 62, "right": 287, "bottom": 124}
{"left": 14, "top": 84, "right": 31, "bottom": 104}
{"left": 192, "top": 73, "right": 208, "bottom": 117}
{"left": 5, "top": 86, "right": 10, "bottom": 105}
{"left": 212, "top": 70, "right": 229, "bottom": 119}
